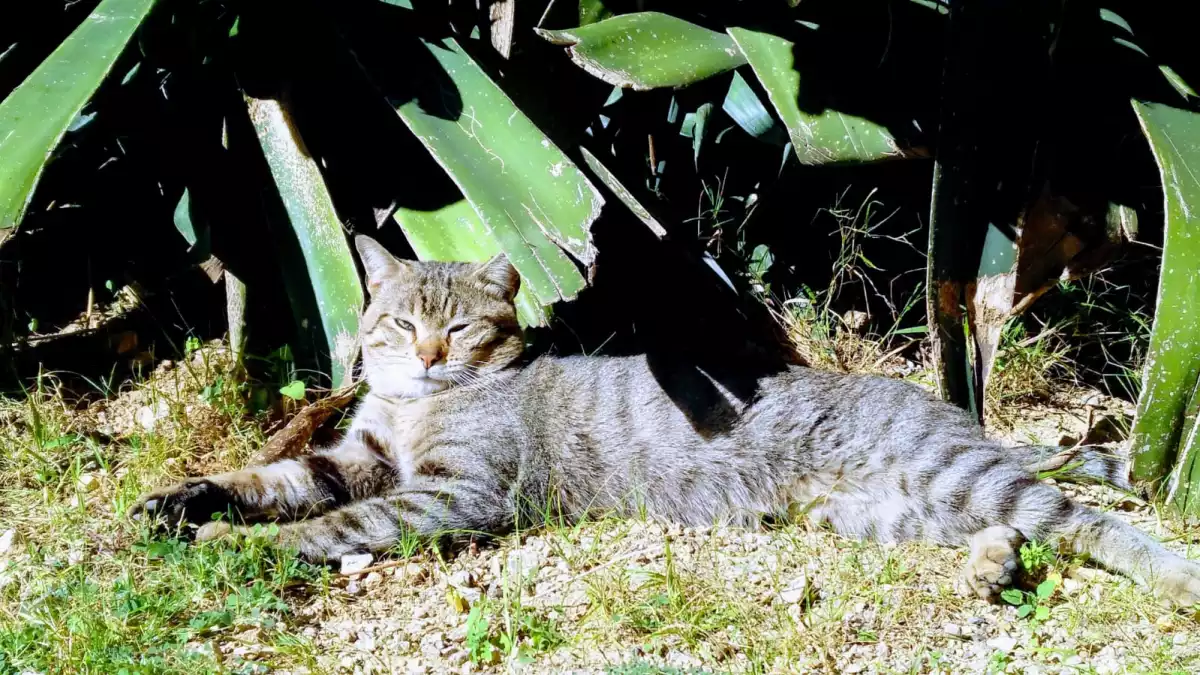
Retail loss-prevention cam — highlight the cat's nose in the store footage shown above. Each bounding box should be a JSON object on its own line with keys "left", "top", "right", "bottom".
{"left": 419, "top": 353, "right": 439, "bottom": 369}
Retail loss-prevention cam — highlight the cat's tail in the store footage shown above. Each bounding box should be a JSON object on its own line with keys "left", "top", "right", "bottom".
{"left": 1009, "top": 444, "right": 1130, "bottom": 491}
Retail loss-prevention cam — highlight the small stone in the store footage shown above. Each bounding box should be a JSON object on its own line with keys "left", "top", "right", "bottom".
{"left": 67, "top": 549, "right": 85, "bottom": 565}
{"left": 364, "top": 571, "right": 384, "bottom": 587}
{"left": 943, "top": 623, "right": 963, "bottom": 637}
{"left": 843, "top": 663, "right": 865, "bottom": 674}
{"left": 987, "top": 636, "right": 1018, "bottom": 653}
{"left": 340, "top": 553, "right": 374, "bottom": 576}
{"left": 1062, "top": 577, "right": 1081, "bottom": 594}
{"left": 404, "top": 563, "right": 428, "bottom": 583}
{"left": 136, "top": 401, "right": 170, "bottom": 431}
{"left": 355, "top": 633, "right": 377, "bottom": 652}
{"left": 0, "top": 530, "right": 16, "bottom": 556}
{"left": 345, "top": 580, "right": 362, "bottom": 595}
{"left": 448, "top": 569, "right": 476, "bottom": 589}
{"left": 77, "top": 474, "right": 100, "bottom": 492}
{"left": 777, "top": 575, "right": 809, "bottom": 604}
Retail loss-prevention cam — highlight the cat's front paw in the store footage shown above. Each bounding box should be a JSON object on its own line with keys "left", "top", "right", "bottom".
{"left": 128, "top": 478, "right": 232, "bottom": 527}
{"left": 958, "top": 525, "right": 1023, "bottom": 601}
{"left": 1154, "top": 559, "right": 1200, "bottom": 612}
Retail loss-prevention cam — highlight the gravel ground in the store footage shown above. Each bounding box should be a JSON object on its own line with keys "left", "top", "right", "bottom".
{"left": 5, "top": 348, "right": 1196, "bottom": 674}
{"left": 257, "top": 479, "right": 1199, "bottom": 675}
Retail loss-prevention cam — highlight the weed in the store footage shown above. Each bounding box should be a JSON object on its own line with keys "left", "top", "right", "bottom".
{"left": 1001, "top": 577, "right": 1059, "bottom": 624}
{"left": 1019, "top": 539, "right": 1057, "bottom": 575}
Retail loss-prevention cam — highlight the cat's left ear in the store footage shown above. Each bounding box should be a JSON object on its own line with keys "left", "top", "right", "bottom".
{"left": 472, "top": 254, "right": 520, "bottom": 301}
{"left": 355, "top": 235, "right": 410, "bottom": 295}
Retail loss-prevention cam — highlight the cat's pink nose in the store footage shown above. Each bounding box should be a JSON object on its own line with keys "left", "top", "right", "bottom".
{"left": 419, "top": 354, "right": 438, "bottom": 369}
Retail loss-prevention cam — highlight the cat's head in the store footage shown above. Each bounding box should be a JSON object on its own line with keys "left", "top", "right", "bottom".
{"left": 354, "top": 235, "right": 525, "bottom": 398}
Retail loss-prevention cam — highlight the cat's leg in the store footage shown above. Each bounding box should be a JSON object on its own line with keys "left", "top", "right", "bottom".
{"left": 957, "top": 473, "right": 1200, "bottom": 609}
{"left": 198, "top": 474, "right": 515, "bottom": 561}
{"left": 958, "top": 525, "right": 1023, "bottom": 599}
{"left": 129, "top": 430, "right": 398, "bottom": 526}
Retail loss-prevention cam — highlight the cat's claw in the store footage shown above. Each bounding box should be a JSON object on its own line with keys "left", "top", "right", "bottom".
{"left": 959, "top": 525, "right": 1023, "bottom": 601}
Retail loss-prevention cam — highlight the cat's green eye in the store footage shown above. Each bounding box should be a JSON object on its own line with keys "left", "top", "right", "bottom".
{"left": 391, "top": 317, "right": 415, "bottom": 332}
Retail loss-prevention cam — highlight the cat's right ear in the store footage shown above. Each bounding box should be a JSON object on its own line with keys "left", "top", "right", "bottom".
{"left": 355, "top": 235, "right": 407, "bottom": 295}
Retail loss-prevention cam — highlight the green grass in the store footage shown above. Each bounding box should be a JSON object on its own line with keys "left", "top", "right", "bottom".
{"left": 0, "top": 530, "right": 327, "bottom": 673}
{"left": 0, "top": 348, "right": 330, "bottom": 674}
{"left": 2, "top": 342, "right": 1198, "bottom": 673}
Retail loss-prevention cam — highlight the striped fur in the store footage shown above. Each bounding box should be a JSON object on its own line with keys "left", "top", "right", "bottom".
{"left": 130, "top": 237, "right": 1200, "bottom": 609}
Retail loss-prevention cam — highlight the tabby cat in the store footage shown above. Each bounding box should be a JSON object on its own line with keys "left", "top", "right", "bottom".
{"left": 131, "top": 236, "right": 1200, "bottom": 608}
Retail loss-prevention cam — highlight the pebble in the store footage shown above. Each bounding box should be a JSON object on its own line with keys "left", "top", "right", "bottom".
{"left": 340, "top": 553, "right": 374, "bottom": 576}
{"left": 987, "top": 636, "right": 1018, "bottom": 653}
{"left": 364, "top": 572, "right": 384, "bottom": 587}
{"left": 0, "top": 530, "right": 15, "bottom": 556}
{"left": 777, "top": 575, "right": 809, "bottom": 604}
{"left": 77, "top": 473, "right": 100, "bottom": 492}
{"left": 943, "top": 623, "right": 963, "bottom": 637}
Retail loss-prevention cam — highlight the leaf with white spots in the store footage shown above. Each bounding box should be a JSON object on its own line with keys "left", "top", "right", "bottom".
{"left": 536, "top": 12, "right": 746, "bottom": 90}
{"left": 390, "top": 38, "right": 603, "bottom": 309}
{"left": 247, "top": 96, "right": 364, "bottom": 389}
{"left": 0, "top": 0, "right": 158, "bottom": 247}
{"left": 728, "top": 27, "right": 914, "bottom": 165}
{"left": 1129, "top": 96, "right": 1200, "bottom": 513}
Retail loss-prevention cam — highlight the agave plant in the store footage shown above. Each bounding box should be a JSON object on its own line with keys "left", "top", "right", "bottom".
{"left": 0, "top": 1, "right": 1197, "bottom": 510}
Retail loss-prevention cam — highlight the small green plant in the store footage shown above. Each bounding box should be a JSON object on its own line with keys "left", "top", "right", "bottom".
{"left": 465, "top": 602, "right": 500, "bottom": 664}
{"left": 184, "top": 335, "right": 203, "bottom": 357}
{"left": 278, "top": 380, "right": 306, "bottom": 401}
{"left": 986, "top": 649, "right": 1011, "bottom": 673}
{"left": 1019, "top": 540, "right": 1057, "bottom": 574}
{"left": 1001, "top": 577, "right": 1058, "bottom": 623}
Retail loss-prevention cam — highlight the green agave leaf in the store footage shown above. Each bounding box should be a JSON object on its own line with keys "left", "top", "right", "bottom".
{"left": 578, "top": 146, "right": 736, "bottom": 292}
{"left": 393, "top": 38, "right": 602, "bottom": 308}
{"left": 393, "top": 200, "right": 550, "bottom": 328}
{"left": 727, "top": 27, "right": 908, "bottom": 165}
{"left": 1129, "top": 99, "right": 1200, "bottom": 507}
{"left": 247, "top": 96, "right": 364, "bottom": 389}
{"left": 578, "top": 0, "right": 613, "bottom": 26}
{"left": 578, "top": 147, "right": 666, "bottom": 238}
{"left": 536, "top": 12, "right": 746, "bottom": 90}
{"left": 0, "top": 0, "right": 158, "bottom": 246}
{"left": 722, "top": 70, "right": 789, "bottom": 146}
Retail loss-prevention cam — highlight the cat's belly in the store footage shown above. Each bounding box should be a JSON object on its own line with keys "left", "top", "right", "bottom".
{"left": 787, "top": 471, "right": 923, "bottom": 543}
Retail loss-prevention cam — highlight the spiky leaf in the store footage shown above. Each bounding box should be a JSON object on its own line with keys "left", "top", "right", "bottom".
{"left": 727, "top": 27, "right": 907, "bottom": 165}
{"left": 1129, "top": 99, "right": 1200, "bottom": 500}
{"left": 392, "top": 38, "right": 603, "bottom": 309}
{"left": 247, "top": 96, "right": 364, "bottom": 388}
{"left": 0, "top": 0, "right": 158, "bottom": 246}
{"left": 536, "top": 12, "right": 746, "bottom": 90}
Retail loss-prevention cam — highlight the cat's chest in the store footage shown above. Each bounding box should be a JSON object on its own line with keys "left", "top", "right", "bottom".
{"left": 353, "top": 395, "right": 438, "bottom": 467}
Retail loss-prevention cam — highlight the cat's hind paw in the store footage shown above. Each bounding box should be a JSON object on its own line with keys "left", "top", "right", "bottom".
{"left": 1153, "top": 559, "right": 1200, "bottom": 612}
{"left": 958, "top": 525, "right": 1023, "bottom": 601}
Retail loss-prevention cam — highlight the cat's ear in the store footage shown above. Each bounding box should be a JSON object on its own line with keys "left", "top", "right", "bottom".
{"left": 472, "top": 254, "right": 520, "bottom": 301}
{"left": 355, "top": 235, "right": 409, "bottom": 295}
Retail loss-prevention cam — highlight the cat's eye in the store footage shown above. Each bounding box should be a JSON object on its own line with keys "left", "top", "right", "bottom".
{"left": 390, "top": 317, "right": 415, "bottom": 332}
{"left": 447, "top": 323, "right": 469, "bottom": 335}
